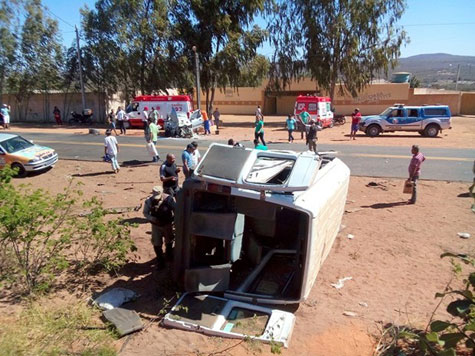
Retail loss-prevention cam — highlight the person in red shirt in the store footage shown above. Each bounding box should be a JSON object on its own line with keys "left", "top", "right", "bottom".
{"left": 350, "top": 108, "right": 361, "bottom": 140}
{"left": 407, "top": 145, "right": 426, "bottom": 204}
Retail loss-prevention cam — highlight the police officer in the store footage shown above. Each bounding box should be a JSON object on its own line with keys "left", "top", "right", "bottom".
{"left": 143, "top": 186, "right": 176, "bottom": 269}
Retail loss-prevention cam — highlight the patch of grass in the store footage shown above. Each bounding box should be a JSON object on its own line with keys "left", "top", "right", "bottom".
{"left": 0, "top": 299, "right": 117, "bottom": 356}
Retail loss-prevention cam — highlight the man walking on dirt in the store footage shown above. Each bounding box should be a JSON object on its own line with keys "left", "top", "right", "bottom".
{"left": 299, "top": 108, "right": 310, "bottom": 139}
{"left": 213, "top": 107, "right": 221, "bottom": 130}
{"left": 286, "top": 114, "right": 296, "bottom": 143}
{"left": 117, "top": 107, "right": 127, "bottom": 135}
{"left": 143, "top": 186, "right": 176, "bottom": 269}
{"left": 407, "top": 145, "right": 425, "bottom": 204}
{"left": 104, "top": 129, "right": 120, "bottom": 173}
{"left": 350, "top": 108, "right": 361, "bottom": 140}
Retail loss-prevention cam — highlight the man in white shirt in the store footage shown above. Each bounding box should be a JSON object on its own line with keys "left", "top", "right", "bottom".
{"left": 255, "top": 105, "right": 263, "bottom": 121}
{"left": 116, "top": 107, "right": 127, "bottom": 135}
{"left": 190, "top": 141, "right": 201, "bottom": 175}
{"left": 104, "top": 129, "right": 120, "bottom": 173}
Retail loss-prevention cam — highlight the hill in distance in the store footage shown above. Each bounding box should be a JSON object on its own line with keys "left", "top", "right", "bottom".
{"left": 388, "top": 53, "right": 475, "bottom": 90}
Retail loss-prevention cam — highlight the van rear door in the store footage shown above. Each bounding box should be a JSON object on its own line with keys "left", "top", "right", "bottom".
{"left": 163, "top": 293, "right": 295, "bottom": 348}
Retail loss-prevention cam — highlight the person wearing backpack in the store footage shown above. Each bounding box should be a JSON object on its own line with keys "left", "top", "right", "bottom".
{"left": 143, "top": 186, "right": 176, "bottom": 269}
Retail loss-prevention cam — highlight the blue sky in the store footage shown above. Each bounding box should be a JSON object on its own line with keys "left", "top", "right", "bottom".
{"left": 43, "top": 0, "right": 475, "bottom": 58}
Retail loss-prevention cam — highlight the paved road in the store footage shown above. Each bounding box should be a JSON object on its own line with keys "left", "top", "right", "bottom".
{"left": 11, "top": 131, "right": 475, "bottom": 182}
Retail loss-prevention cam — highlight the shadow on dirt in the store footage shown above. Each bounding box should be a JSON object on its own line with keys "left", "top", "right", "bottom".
{"left": 72, "top": 171, "right": 113, "bottom": 177}
{"left": 361, "top": 201, "right": 408, "bottom": 209}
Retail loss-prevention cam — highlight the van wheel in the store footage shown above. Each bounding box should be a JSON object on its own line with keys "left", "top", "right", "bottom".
{"left": 329, "top": 120, "right": 334, "bottom": 128}
{"left": 366, "top": 124, "right": 381, "bottom": 137}
{"left": 424, "top": 124, "right": 439, "bottom": 137}
{"left": 11, "top": 162, "right": 27, "bottom": 178}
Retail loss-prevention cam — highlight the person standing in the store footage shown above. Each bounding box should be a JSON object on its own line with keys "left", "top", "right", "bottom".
{"left": 212, "top": 107, "right": 221, "bottom": 130}
{"left": 190, "top": 141, "right": 201, "bottom": 175}
{"left": 53, "top": 106, "right": 62, "bottom": 125}
{"left": 255, "top": 105, "right": 263, "bottom": 121}
{"left": 407, "top": 145, "right": 425, "bottom": 204}
{"left": 149, "top": 118, "right": 159, "bottom": 145}
{"left": 307, "top": 119, "right": 322, "bottom": 154}
{"left": 299, "top": 108, "right": 310, "bottom": 139}
{"left": 203, "top": 110, "right": 211, "bottom": 135}
{"left": 350, "top": 108, "right": 361, "bottom": 140}
{"left": 1, "top": 104, "right": 10, "bottom": 129}
{"left": 107, "top": 109, "right": 118, "bottom": 136}
{"left": 160, "top": 153, "right": 181, "bottom": 196}
{"left": 286, "top": 114, "right": 296, "bottom": 143}
{"left": 143, "top": 186, "right": 176, "bottom": 269}
{"left": 146, "top": 118, "right": 160, "bottom": 162}
{"left": 254, "top": 116, "right": 266, "bottom": 146}
{"left": 117, "top": 106, "right": 127, "bottom": 135}
{"left": 104, "top": 129, "right": 120, "bottom": 173}
{"left": 181, "top": 143, "right": 195, "bottom": 179}
{"left": 150, "top": 107, "right": 159, "bottom": 124}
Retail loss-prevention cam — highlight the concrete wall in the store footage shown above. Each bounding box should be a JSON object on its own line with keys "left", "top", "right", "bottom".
{"left": 461, "top": 92, "right": 475, "bottom": 115}
{"left": 1, "top": 92, "right": 108, "bottom": 123}
{"left": 202, "top": 87, "right": 263, "bottom": 114}
{"left": 408, "top": 89, "right": 461, "bottom": 115}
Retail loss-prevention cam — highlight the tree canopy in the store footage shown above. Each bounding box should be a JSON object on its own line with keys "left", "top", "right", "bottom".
{"left": 267, "top": 0, "right": 408, "bottom": 103}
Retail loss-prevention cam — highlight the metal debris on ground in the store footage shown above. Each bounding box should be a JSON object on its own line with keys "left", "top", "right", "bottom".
{"left": 347, "top": 234, "right": 355, "bottom": 240}
{"left": 92, "top": 287, "right": 138, "bottom": 310}
{"left": 331, "top": 277, "right": 353, "bottom": 289}
{"left": 457, "top": 232, "right": 471, "bottom": 239}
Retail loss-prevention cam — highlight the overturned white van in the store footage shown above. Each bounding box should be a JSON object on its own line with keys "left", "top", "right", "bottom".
{"left": 164, "top": 144, "right": 350, "bottom": 347}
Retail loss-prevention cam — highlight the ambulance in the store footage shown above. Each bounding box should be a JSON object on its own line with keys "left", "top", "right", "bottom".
{"left": 294, "top": 95, "right": 334, "bottom": 128}
{"left": 125, "top": 95, "right": 194, "bottom": 129}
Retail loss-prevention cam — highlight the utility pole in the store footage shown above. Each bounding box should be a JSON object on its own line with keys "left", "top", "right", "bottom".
{"left": 192, "top": 46, "right": 201, "bottom": 110}
{"left": 455, "top": 64, "right": 461, "bottom": 91}
{"left": 75, "top": 26, "right": 86, "bottom": 112}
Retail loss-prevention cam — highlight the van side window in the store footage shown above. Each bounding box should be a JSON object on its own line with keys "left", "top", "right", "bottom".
{"left": 423, "top": 108, "right": 447, "bottom": 116}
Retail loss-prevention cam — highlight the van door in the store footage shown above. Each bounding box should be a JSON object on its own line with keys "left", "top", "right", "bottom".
{"left": 193, "top": 144, "right": 321, "bottom": 192}
{"left": 163, "top": 293, "right": 295, "bottom": 348}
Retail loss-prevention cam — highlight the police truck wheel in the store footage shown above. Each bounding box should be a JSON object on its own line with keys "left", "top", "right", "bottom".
{"left": 366, "top": 124, "right": 381, "bottom": 137}
{"left": 424, "top": 124, "right": 439, "bottom": 137}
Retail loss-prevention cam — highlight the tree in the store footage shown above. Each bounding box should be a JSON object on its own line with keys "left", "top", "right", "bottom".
{"left": 173, "top": 0, "right": 268, "bottom": 113}
{"left": 410, "top": 75, "right": 421, "bottom": 88}
{"left": 0, "top": 0, "right": 20, "bottom": 99}
{"left": 6, "top": 0, "right": 63, "bottom": 121}
{"left": 267, "top": 0, "right": 408, "bottom": 104}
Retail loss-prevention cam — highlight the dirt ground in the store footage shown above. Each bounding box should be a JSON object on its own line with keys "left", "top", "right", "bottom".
{"left": 9, "top": 115, "right": 475, "bottom": 150}
{"left": 5, "top": 154, "right": 474, "bottom": 355}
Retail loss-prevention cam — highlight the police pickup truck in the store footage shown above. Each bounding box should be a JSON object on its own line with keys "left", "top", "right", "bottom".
{"left": 359, "top": 104, "right": 452, "bottom": 137}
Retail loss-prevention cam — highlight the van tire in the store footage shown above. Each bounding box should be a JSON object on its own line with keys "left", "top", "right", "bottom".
{"left": 424, "top": 124, "right": 439, "bottom": 137}
{"left": 366, "top": 124, "right": 381, "bottom": 137}
{"left": 11, "top": 162, "right": 27, "bottom": 178}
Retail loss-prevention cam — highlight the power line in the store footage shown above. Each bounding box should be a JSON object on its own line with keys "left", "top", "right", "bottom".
{"left": 404, "top": 22, "right": 475, "bottom": 27}
{"left": 40, "top": 3, "right": 75, "bottom": 29}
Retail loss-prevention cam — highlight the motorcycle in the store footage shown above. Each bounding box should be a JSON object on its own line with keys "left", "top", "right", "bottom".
{"left": 69, "top": 109, "right": 93, "bottom": 125}
{"left": 332, "top": 115, "right": 346, "bottom": 126}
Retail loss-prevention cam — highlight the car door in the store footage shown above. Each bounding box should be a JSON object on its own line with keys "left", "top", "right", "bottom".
{"left": 400, "top": 108, "right": 422, "bottom": 131}
{"left": 384, "top": 108, "right": 406, "bottom": 130}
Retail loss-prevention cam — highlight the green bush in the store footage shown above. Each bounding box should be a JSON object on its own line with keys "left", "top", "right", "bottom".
{"left": 0, "top": 166, "right": 136, "bottom": 295}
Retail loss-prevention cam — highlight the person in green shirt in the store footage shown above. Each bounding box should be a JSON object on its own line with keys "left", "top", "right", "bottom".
{"left": 299, "top": 109, "right": 310, "bottom": 139}
{"left": 286, "top": 114, "right": 296, "bottom": 143}
{"left": 254, "top": 117, "right": 266, "bottom": 146}
{"left": 149, "top": 119, "right": 159, "bottom": 144}
{"left": 253, "top": 139, "right": 268, "bottom": 150}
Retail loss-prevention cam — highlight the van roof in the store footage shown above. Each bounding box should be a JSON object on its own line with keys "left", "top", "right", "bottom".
{"left": 133, "top": 95, "right": 192, "bottom": 102}
{"left": 296, "top": 95, "right": 331, "bottom": 102}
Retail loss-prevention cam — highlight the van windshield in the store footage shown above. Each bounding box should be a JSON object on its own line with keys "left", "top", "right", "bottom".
{"left": 380, "top": 108, "right": 393, "bottom": 116}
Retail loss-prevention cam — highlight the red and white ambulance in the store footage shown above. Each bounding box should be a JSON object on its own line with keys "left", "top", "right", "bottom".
{"left": 126, "top": 95, "right": 194, "bottom": 128}
{"left": 294, "top": 95, "right": 334, "bottom": 128}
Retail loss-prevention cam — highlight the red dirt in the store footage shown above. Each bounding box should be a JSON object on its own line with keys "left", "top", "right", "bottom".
{"left": 4, "top": 156, "right": 473, "bottom": 356}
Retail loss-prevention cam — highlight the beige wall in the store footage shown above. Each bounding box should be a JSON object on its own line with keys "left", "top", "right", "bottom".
{"left": 461, "top": 92, "right": 475, "bottom": 115}
{"left": 1, "top": 92, "right": 108, "bottom": 123}
{"left": 205, "top": 87, "right": 263, "bottom": 114}
{"left": 408, "top": 89, "right": 461, "bottom": 115}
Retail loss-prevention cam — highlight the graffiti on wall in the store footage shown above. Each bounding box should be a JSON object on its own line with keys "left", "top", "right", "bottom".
{"left": 353, "top": 92, "right": 392, "bottom": 104}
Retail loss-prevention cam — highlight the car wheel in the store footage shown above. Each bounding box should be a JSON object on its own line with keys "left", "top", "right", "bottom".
{"left": 424, "top": 124, "right": 439, "bottom": 137}
{"left": 366, "top": 124, "right": 381, "bottom": 137}
{"left": 329, "top": 120, "right": 334, "bottom": 128}
{"left": 11, "top": 162, "right": 27, "bottom": 178}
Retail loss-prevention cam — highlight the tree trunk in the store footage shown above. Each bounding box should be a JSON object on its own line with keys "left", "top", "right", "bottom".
{"left": 209, "top": 86, "right": 216, "bottom": 116}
